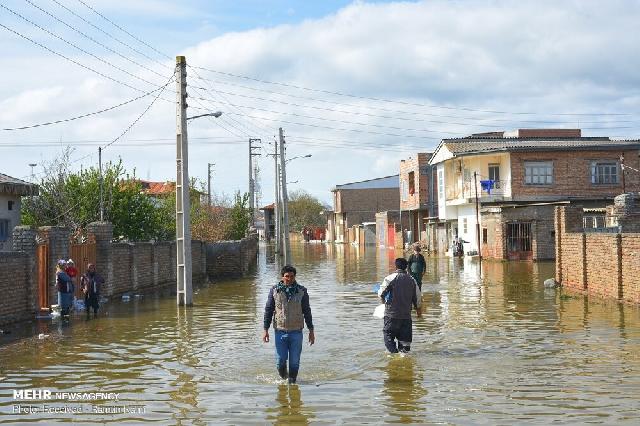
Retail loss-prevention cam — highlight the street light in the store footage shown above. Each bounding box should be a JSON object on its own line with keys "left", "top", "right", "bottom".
{"left": 186, "top": 111, "right": 223, "bottom": 121}
{"left": 286, "top": 154, "right": 312, "bottom": 164}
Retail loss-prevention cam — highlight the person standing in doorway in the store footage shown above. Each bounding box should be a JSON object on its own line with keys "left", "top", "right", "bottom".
{"left": 56, "top": 260, "right": 74, "bottom": 318}
{"left": 378, "top": 258, "right": 422, "bottom": 353}
{"left": 262, "top": 265, "right": 315, "bottom": 384}
{"left": 407, "top": 245, "right": 426, "bottom": 290}
{"left": 80, "top": 263, "right": 104, "bottom": 318}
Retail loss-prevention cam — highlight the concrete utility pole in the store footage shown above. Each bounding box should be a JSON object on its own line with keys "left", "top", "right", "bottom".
{"left": 273, "top": 142, "right": 281, "bottom": 254}
{"left": 207, "top": 162, "right": 215, "bottom": 206}
{"left": 99, "top": 147, "right": 104, "bottom": 221}
{"left": 249, "top": 138, "right": 261, "bottom": 227}
{"left": 175, "top": 56, "right": 193, "bottom": 306}
{"left": 279, "top": 128, "right": 292, "bottom": 265}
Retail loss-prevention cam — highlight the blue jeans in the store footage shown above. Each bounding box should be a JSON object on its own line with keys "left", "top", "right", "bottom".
{"left": 275, "top": 329, "right": 303, "bottom": 376}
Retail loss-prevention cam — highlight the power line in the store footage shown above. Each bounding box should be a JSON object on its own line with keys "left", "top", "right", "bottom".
{"left": 189, "top": 65, "right": 631, "bottom": 117}
{"left": 1, "top": 87, "right": 165, "bottom": 131}
{"left": 1, "top": 4, "right": 166, "bottom": 91}
{"left": 22, "top": 0, "right": 167, "bottom": 80}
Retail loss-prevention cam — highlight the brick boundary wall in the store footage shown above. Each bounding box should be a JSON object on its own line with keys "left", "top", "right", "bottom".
{"left": 555, "top": 206, "right": 640, "bottom": 304}
{"left": 1, "top": 222, "right": 258, "bottom": 326}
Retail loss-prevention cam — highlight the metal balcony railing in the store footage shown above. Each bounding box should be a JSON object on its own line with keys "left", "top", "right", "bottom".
{"left": 445, "top": 179, "right": 510, "bottom": 201}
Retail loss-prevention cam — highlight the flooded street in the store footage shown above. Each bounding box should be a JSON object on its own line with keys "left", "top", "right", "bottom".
{"left": 2, "top": 242, "right": 640, "bottom": 424}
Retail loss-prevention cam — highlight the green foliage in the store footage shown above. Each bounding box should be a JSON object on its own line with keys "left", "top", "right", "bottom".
{"left": 22, "top": 149, "right": 167, "bottom": 241}
{"left": 287, "top": 189, "right": 326, "bottom": 231}
{"left": 226, "top": 191, "right": 252, "bottom": 240}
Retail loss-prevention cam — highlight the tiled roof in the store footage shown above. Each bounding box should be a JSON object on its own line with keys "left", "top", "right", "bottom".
{"left": 260, "top": 203, "right": 275, "bottom": 210}
{"left": 442, "top": 137, "right": 640, "bottom": 156}
{"left": 0, "top": 173, "right": 38, "bottom": 196}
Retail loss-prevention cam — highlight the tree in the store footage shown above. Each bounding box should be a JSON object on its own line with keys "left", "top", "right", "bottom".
{"left": 287, "top": 190, "right": 326, "bottom": 232}
{"left": 22, "top": 149, "right": 167, "bottom": 241}
{"left": 226, "top": 191, "right": 252, "bottom": 240}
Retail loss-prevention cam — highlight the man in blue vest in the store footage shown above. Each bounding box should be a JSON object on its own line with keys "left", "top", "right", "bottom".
{"left": 378, "top": 258, "right": 422, "bottom": 353}
{"left": 263, "top": 265, "right": 315, "bottom": 384}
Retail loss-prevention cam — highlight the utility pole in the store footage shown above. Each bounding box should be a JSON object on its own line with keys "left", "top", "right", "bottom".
{"left": 273, "top": 142, "right": 281, "bottom": 254}
{"left": 208, "top": 162, "right": 215, "bottom": 206}
{"left": 99, "top": 147, "right": 104, "bottom": 221}
{"left": 279, "top": 128, "right": 292, "bottom": 265}
{"left": 474, "top": 171, "right": 482, "bottom": 261}
{"left": 620, "top": 153, "right": 626, "bottom": 193}
{"left": 249, "top": 138, "right": 261, "bottom": 228}
{"left": 175, "top": 55, "right": 193, "bottom": 306}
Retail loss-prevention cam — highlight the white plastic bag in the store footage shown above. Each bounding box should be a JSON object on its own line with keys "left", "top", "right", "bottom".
{"left": 373, "top": 304, "right": 385, "bottom": 319}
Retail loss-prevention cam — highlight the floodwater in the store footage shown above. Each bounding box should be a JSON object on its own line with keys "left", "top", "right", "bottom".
{"left": 1, "top": 242, "right": 639, "bottom": 424}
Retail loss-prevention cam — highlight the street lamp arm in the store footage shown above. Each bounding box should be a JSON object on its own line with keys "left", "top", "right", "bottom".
{"left": 285, "top": 154, "right": 312, "bottom": 164}
{"left": 186, "top": 111, "right": 222, "bottom": 121}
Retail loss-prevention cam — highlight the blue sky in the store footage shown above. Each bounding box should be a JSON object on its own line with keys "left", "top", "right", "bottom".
{"left": 1, "top": 0, "right": 639, "bottom": 205}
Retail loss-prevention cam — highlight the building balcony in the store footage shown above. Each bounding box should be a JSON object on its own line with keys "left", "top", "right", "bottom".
{"left": 445, "top": 179, "right": 511, "bottom": 204}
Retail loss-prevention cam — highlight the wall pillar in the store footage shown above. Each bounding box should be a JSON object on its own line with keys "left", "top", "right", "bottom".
{"left": 12, "top": 226, "right": 38, "bottom": 313}
{"left": 87, "top": 222, "right": 113, "bottom": 296}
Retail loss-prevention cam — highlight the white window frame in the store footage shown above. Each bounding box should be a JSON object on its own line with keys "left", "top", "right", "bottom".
{"left": 591, "top": 161, "right": 618, "bottom": 185}
{"left": 438, "top": 169, "right": 444, "bottom": 199}
{"left": 524, "top": 161, "right": 553, "bottom": 185}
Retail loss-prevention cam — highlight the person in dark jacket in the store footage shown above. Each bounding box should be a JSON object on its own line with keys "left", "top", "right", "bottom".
{"left": 378, "top": 258, "right": 422, "bottom": 353}
{"left": 80, "top": 263, "right": 104, "bottom": 318}
{"left": 56, "top": 260, "right": 74, "bottom": 318}
{"left": 407, "top": 245, "right": 426, "bottom": 290}
{"left": 263, "top": 265, "right": 315, "bottom": 384}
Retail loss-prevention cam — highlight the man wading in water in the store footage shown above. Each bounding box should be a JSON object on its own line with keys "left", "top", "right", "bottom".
{"left": 262, "top": 265, "right": 315, "bottom": 384}
{"left": 378, "top": 258, "right": 422, "bottom": 353}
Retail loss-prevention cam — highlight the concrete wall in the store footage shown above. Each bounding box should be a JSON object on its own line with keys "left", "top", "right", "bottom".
{"left": 0, "top": 252, "right": 35, "bottom": 325}
{"left": 555, "top": 205, "right": 640, "bottom": 304}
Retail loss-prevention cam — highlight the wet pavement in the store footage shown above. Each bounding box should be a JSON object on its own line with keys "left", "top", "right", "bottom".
{"left": 1, "top": 242, "right": 639, "bottom": 424}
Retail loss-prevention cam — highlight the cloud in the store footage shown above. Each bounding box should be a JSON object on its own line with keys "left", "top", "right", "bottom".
{"left": 1, "top": 0, "right": 639, "bottom": 203}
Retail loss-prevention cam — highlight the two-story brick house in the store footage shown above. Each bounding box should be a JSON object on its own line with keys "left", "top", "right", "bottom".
{"left": 399, "top": 153, "right": 439, "bottom": 249}
{"left": 329, "top": 175, "right": 399, "bottom": 243}
{"left": 429, "top": 129, "right": 640, "bottom": 260}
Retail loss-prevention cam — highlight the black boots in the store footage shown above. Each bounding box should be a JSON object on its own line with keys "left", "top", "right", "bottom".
{"left": 288, "top": 368, "right": 298, "bottom": 384}
{"left": 278, "top": 364, "right": 288, "bottom": 380}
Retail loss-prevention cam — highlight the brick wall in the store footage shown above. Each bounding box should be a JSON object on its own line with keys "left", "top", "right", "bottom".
{"left": 510, "top": 150, "right": 640, "bottom": 200}
{"left": 555, "top": 206, "right": 640, "bottom": 304}
{"left": 0, "top": 252, "right": 34, "bottom": 325}
{"left": 337, "top": 188, "right": 399, "bottom": 214}
{"left": 400, "top": 153, "right": 432, "bottom": 211}
{"left": 206, "top": 235, "right": 258, "bottom": 278}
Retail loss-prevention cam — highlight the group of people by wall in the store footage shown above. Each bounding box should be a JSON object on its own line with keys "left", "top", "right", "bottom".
{"left": 54, "top": 260, "right": 104, "bottom": 319}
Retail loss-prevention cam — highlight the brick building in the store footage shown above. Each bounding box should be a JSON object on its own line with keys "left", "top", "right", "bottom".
{"left": 429, "top": 129, "right": 640, "bottom": 260}
{"left": 260, "top": 203, "right": 275, "bottom": 241}
{"left": 328, "top": 175, "right": 399, "bottom": 243}
{"left": 399, "top": 153, "right": 438, "bottom": 249}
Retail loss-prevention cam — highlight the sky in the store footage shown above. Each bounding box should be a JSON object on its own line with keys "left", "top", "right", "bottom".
{"left": 1, "top": 0, "right": 639, "bottom": 205}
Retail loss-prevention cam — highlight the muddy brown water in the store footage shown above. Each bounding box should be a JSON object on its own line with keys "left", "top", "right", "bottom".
{"left": 1, "top": 242, "right": 639, "bottom": 424}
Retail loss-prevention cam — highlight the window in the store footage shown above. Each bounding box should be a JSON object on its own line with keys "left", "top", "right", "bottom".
{"left": 408, "top": 171, "right": 415, "bottom": 195}
{"left": 507, "top": 222, "right": 532, "bottom": 252}
{"left": 488, "top": 164, "right": 500, "bottom": 182}
{"left": 401, "top": 180, "right": 408, "bottom": 201}
{"left": 482, "top": 228, "right": 488, "bottom": 244}
{"left": 462, "top": 218, "right": 468, "bottom": 234}
{"left": 524, "top": 161, "right": 553, "bottom": 185}
{"left": 8, "top": 200, "right": 15, "bottom": 211}
{"left": 438, "top": 169, "right": 444, "bottom": 199}
{"left": 591, "top": 162, "right": 618, "bottom": 184}
{"left": 0, "top": 219, "right": 9, "bottom": 241}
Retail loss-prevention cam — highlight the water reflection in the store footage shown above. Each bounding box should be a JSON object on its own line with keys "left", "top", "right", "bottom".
{"left": 382, "top": 355, "right": 427, "bottom": 424}
{"left": 265, "top": 384, "right": 315, "bottom": 425}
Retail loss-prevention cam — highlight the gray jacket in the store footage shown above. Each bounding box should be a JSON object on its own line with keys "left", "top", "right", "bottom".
{"left": 378, "top": 270, "right": 421, "bottom": 319}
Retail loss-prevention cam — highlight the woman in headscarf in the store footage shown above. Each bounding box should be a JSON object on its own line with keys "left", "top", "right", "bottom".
{"left": 56, "top": 259, "right": 74, "bottom": 318}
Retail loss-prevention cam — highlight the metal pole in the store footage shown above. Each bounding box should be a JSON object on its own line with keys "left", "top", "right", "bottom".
{"left": 176, "top": 55, "right": 193, "bottom": 306}
{"left": 208, "top": 162, "right": 214, "bottom": 206}
{"left": 474, "top": 171, "right": 482, "bottom": 261}
{"left": 99, "top": 147, "right": 104, "bottom": 221}
{"left": 279, "top": 128, "right": 292, "bottom": 264}
{"left": 249, "top": 139, "right": 254, "bottom": 224}
{"left": 620, "top": 153, "right": 626, "bottom": 194}
{"left": 274, "top": 143, "right": 281, "bottom": 254}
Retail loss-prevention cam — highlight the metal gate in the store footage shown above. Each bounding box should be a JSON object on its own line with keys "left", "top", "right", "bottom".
{"left": 506, "top": 222, "right": 532, "bottom": 260}
{"left": 69, "top": 236, "right": 96, "bottom": 298}
{"left": 36, "top": 242, "right": 49, "bottom": 311}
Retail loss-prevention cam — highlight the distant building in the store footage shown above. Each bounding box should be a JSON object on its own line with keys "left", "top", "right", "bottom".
{"left": 0, "top": 173, "right": 38, "bottom": 251}
{"left": 399, "top": 152, "right": 438, "bottom": 249}
{"left": 429, "top": 129, "right": 640, "bottom": 259}
{"left": 260, "top": 203, "right": 275, "bottom": 241}
{"left": 329, "top": 175, "right": 399, "bottom": 243}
